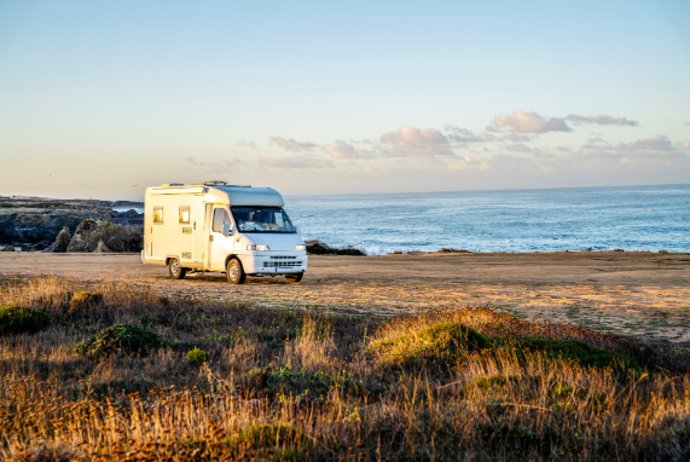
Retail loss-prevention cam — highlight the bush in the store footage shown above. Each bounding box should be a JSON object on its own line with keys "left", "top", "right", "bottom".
{"left": 186, "top": 346, "right": 209, "bottom": 366}
{"left": 76, "top": 324, "right": 166, "bottom": 358}
{"left": 69, "top": 291, "right": 103, "bottom": 314}
{"left": 516, "top": 337, "right": 616, "bottom": 368}
{"left": 0, "top": 305, "right": 51, "bottom": 335}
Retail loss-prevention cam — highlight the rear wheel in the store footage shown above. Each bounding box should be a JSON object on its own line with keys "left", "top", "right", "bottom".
{"left": 285, "top": 272, "right": 303, "bottom": 283}
{"left": 168, "top": 258, "right": 187, "bottom": 279}
{"left": 226, "top": 258, "right": 246, "bottom": 284}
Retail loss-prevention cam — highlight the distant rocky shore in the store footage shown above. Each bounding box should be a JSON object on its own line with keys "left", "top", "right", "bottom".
{"left": 0, "top": 196, "right": 143, "bottom": 252}
{"left": 0, "top": 196, "right": 366, "bottom": 256}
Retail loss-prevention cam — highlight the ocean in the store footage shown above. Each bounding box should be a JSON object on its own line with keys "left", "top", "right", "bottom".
{"left": 285, "top": 184, "right": 690, "bottom": 255}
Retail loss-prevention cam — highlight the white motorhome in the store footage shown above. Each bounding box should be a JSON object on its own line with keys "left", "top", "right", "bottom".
{"left": 142, "top": 181, "right": 307, "bottom": 283}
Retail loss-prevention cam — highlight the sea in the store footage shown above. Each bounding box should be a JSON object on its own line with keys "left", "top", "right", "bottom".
{"left": 284, "top": 184, "right": 690, "bottom": 255}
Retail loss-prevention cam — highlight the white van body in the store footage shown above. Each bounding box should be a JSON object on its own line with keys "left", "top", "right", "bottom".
{"left": 142, "top": 181, "right": 307, "bottom": 283}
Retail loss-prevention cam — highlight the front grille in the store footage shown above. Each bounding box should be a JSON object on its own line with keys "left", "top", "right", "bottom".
{"left": 263, "top": 261, "right": 303, "bottom": 268}
{"left": 270, "top": 256, "right": 297, "bottom": 260}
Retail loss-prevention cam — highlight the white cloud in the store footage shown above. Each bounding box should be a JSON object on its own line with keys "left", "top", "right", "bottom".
{"left": 617, "top": 135, "right": 673, "bottom": 152}
{"left": 323, "top": 141, "right": 360, "bottom": 159}
{"left": 489, "top": 110, "right": 571, "bottom": 134}
{"left": 444, "top": 126, "right": 498, "bottom": 144}
{"left": 380, "top": 126, "right": 454, "bottom": 157}
{"left": 270, "top": 136, "right": 317, "bottom": 152}
{"left": 565, "top": 114, "right": 638, "bottom": 127}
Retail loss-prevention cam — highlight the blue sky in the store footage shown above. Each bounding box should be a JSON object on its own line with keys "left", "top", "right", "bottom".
{"left": 1, "top": 0, "right": 689, "bottom": 199}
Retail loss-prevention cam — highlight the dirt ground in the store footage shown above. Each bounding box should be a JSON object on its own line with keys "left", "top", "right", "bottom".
{"left": 1, "top": 251, "right": 689, "bottom": 344}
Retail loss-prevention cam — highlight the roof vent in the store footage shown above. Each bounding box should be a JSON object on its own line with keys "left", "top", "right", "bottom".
{"left": 204, "top": 180, "right": 229, "bottom": 186}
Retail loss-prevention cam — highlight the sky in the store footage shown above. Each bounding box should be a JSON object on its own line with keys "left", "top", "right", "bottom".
{"left": 0, "top": 0, "right": 689, "bottom": 200}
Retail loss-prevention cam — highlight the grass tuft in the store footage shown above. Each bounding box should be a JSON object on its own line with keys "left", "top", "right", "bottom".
{"left": 368, "top": 321, "right": 491, "bottom": 369}
{"left": 68, "top": 291, "right": 103, "bottom": 314}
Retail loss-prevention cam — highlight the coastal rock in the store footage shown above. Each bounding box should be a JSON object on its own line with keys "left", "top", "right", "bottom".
{"left": 43, "top": 226, "right": 72, "bottom": 253}
{"left": 0, "top": 197, "right": 143, "bottom": 251}
{"left": 305, "top": 240, "right": 366, "bottom": 256}
{"left": 66, "top": 219, "right": 142, "bottom": 253}
{"left": 93, "top": 239, "right": 112, "bottom": 253}
{"left": 1, "top": 245, "right": 16, "bottom": 252}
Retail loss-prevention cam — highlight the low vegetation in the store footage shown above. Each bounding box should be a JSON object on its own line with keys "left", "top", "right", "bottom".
{"left": 0, "top": 305, "right": 50, "bottom": 335}
{"left": 0, "top": 276, "right": 688, "bottom": 460}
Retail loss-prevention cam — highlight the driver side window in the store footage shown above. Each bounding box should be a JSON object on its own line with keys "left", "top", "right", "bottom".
{"left": 212, "top": 208, "right": 230, "bottom": 233}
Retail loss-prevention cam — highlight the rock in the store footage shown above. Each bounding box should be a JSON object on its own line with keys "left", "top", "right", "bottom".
{"left": 66, "top": 219, "right": 142, "bottom": 253}
{"left": 43, "top": 226, "right": 72, "bottom": 253}
{"left": 93, "top": 239, "right": 112, "bottom": 253}
{"left": 1, "top": 245, "right": 16, "bottom": 252}
{"left": 305, "top": 239, "right": 366, "bottom": 256}
{"left": 305, "top": 240, "right": 333, "bottom": 255}
{"left": 0, "top": 196, "right": 143, "bottom": 250}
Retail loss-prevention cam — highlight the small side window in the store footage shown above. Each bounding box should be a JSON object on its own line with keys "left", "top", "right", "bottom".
{"left": 153, "top": 207, "right": 164, "bottom": 224}
{"left": 179, "top": 206, "right": 190, "bottom": 224}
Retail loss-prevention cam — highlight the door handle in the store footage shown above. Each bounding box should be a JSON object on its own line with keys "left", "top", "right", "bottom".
{"left": 209, "top": 235, "right": 214, "bottom": 242}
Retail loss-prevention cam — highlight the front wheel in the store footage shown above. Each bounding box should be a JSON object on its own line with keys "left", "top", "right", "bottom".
{"left": 226, "top": 258, "right": 246, "bottom": 284}
{"left": 285, "top": 272, "right": 303, "bottom": 283}
{"left": 168, "top": 258, "right": 187, "bottom": 279}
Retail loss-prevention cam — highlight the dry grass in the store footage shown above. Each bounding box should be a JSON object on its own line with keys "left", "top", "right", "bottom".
{"left": 0, "top": 276, "right": 689, "bottom": 461}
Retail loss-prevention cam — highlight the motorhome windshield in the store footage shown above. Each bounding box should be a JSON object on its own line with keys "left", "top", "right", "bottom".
{"left": 230, "top": 206, "right": 296, "bottom": 233}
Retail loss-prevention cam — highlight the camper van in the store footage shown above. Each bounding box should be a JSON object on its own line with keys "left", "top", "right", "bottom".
{"left": 142, "top": 181, "right": 307, "bottom": 283}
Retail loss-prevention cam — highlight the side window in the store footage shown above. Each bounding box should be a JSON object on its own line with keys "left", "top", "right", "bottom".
{"left": 212, "top": 208, "right": 229, "bottom": 233}
{"left": 153, "top": 207, "right": 164, "bottom": 224}
{"left": 179, "top": 206, "right": 190, "bottom": 224}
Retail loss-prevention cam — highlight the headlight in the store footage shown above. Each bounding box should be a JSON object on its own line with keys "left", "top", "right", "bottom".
{"left": 295, "top": 244, "right": 306, "bottom": 252}
{"left": 246, "top": 244, "right": 270, "bottom": 251}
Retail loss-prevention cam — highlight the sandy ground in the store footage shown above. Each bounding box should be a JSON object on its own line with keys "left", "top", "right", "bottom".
{"left": 1, "top": 251, "right": 689, "bottom": 344}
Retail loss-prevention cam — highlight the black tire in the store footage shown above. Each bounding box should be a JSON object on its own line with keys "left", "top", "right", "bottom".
{"left": 226, "top": 258, "right": 246, "bottom": 284}
{"left": 285, "top": 272, "right": 303, "bottom": 283}
{"left": 168, "top": 258, "right": 187, "bottom": 279}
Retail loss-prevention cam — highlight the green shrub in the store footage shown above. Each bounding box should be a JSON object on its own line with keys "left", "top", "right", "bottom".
{"left": 186, "top": 346, "right": 209, "bottom": 366}
{"left": 0, "top": 305, "right": 51, "bottom": 335}
{"left": 516, "top": 337, "right": 616, "bottom": 368}
{"left": 369, "top": 322, "right": 491, "bottom": 369}
{"left": 69, "top": 291, "right": 103, "bottom": 314}
{"left": 76, "top": 324, "right": 166, "bottom": 358}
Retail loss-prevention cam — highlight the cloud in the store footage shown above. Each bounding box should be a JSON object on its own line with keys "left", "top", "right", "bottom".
{"left": 617, "top": 135, "right": 673, "bottom": 152}
{"left": 323, "top": 141, "right": 360, "bottom": 159}
{"left": 237, "top": 139, "right": 259, "bottom": 150}
{"left": 565, "top": 114, "right": 638, "bottom": 127}
{"left": 444, "top": 126, "right": 499, "bottom": 144}
{"left": 488, "top": 110, "right": 638, "bottom": 134}
{"left": 489, "top": 110, "right": 571, "bottom": 134}
{"left": 380, "top": 126, "right": 454, "bottom": 157}
{"left": 260, "top": 155, "right": 334, "bottom": 169}
{"left": 270, "top": 136, "right": 317, "bottom": 152}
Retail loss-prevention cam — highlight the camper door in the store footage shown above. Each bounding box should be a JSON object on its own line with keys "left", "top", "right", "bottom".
{"left": 208, "top": 205, "right": 232, "bottom": 271}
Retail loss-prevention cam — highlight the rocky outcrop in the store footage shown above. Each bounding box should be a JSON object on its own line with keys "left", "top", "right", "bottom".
{"left": 305, "top": 240, "right": 366, "bottom": 256}
{"left": 66, "top": 219, "right": 141, "bottom": 253}
{"left": 0, "top": 197, "right": 143, "bottom": 251}
{"left": 43, "top": 226, "right": 72, "bottom": 253}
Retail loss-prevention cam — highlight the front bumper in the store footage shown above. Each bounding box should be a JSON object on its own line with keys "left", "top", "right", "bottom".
{"left": 241, "top": 253, "right": 308, "bottom": 275}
